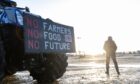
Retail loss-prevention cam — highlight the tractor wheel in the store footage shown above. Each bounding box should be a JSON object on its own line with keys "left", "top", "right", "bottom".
{"left": 30, "top": 53, "right": 68, "bottom": 84}
{"left": 0, "top": 37, "right": 6, "bottom": 81}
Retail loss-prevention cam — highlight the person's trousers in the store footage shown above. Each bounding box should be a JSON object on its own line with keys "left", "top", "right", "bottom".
{"left": 106, "top": 53, "right": 120, "bottom": 75}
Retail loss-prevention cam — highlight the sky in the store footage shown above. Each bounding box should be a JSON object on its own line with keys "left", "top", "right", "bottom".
{"left": 15, "top": 0, "right": 140, "bottom": 54}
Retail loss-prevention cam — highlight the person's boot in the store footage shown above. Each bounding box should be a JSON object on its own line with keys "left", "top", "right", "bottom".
{"left": 117, "top": 71, "right": 120, "bottom": 76}
{"left": 105, "top": 71, "right": 109, "bottom": 74}
{"left": 105, "top": 71, "right": 110, "bottom": 78}
{"left": 115, "top": 66, "right": 120, "bottom": 76}
{"left": 105, "top": 70, "right": 109, "bottom": 75}
{"left": 105, "top": 66, "right": 109, "bottom": 75}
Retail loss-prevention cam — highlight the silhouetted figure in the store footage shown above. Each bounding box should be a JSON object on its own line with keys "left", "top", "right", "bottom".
{"left": 103, "top": 36, "right": 120, "bottom": 76}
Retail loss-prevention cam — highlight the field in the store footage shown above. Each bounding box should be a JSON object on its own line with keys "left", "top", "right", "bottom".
{"left": 2, "top": 54, "right": 140, "bottom": 84}
{"left": 59, "top": 54, "right": 140, "bottom": 84}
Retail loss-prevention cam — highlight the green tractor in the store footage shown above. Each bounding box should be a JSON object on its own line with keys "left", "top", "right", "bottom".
{"left": 0, "top": 0, "right": 75, "bottom": 83}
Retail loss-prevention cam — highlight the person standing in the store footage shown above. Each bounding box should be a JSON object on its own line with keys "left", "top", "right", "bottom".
{"left": 103, "top": 36, "right": 120, "bottom": 76}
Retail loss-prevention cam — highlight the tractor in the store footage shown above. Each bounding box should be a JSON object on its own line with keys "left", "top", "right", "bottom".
{"left": 0, "top": 0, "right": 75, "bottom": 83}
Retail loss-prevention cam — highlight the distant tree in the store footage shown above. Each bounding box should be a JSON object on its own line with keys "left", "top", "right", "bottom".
{"left": 137, "top": 50, "right": 140, "bottom": 54}
{"left": 122, "top": 52, "right": 125, "bottom": 55}
{"left": 128, "top": 51, "right": 132, "bottom": 54}
{"left": 133, "top": 51, "right": 136, "bottom": 54}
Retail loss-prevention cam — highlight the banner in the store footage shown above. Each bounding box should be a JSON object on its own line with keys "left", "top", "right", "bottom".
{"left": 23, "top": 13, "right": 75, "bottom": 53}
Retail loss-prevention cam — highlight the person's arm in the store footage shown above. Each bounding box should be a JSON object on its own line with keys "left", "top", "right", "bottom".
{"left": 113, "top": 41, "right": 117, "bottom": 51}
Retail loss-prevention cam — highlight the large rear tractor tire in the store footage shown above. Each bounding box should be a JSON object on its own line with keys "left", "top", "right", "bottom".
{"left": 30, "top": 53, "right": 68, "bottom": 84}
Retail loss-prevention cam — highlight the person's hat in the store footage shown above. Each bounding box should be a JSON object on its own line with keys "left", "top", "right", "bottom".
{"left": 108, "top": 36, "right": 112, "bottom": 40}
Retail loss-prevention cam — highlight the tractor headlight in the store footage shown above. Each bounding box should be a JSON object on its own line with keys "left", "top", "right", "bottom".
{"left": 16, "top": 11, "right": 23, "bottom": 25}
{"left": 0, "top": 9, "right": 4, "bottom": 14}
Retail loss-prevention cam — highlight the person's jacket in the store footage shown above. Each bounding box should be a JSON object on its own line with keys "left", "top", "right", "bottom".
{"left": 103, "top": 39, "right": 117, "bottom": 53}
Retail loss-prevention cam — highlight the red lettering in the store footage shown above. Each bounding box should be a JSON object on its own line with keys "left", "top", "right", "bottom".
{"left": 33, "top": 20, "right": 39, "bottom": 29}
{"left": 26, "top": 29, "right": 40, "bottom": 39}
{"left": 26, "top": 17, "right": 32, "bottom": 28}
{"left": 25, "top": 17, "right": 39, "bottom": 29}
{"left": 28, "top": 40, "right": 40, "bottom": 49}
